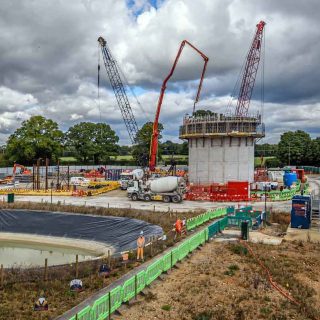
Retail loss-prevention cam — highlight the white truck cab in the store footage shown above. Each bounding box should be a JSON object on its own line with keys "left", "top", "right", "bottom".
{"left": 70, "top": 177, "right": 90, "bottom": 186}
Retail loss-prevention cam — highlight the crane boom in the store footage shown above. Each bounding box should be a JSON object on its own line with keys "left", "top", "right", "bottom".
{"left": 149, "top": 40, "right": 209, "bottom": 171}
{"left": 235, "top": 21, "right": 266, "bottom": 117}
{"left": 98, "top": 36, "right": 139, "bottom": 144}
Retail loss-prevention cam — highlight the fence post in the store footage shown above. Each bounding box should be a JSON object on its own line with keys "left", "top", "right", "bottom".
{"left": 44, "top": 258, "right": 48, "bottom": 281}
{"left": 150, "top": 237, "right": 153, "bottom": 257}
{"left": 75, "top": 255, "right": 79, "bottom": 278}
{"left": 135, "top": 274, "right": 137, "bottom": 300}
{"left": 108, "top": 250, "right": 111, "bottom": 268}
{"left": 0, "top": 264, "right": 3, "bottom": 288}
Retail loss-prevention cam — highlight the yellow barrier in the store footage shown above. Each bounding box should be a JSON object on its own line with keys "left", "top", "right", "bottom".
{"left": 0, "top": 182, "right": 120, "bottom": 197}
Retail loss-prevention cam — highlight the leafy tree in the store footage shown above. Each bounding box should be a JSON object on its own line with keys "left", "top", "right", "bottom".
{"left": 255, "top": 143, "right": 278, "bottom": 157}
{"left": 65, "top": 122, "right": 119, "bottom": 164}
{"left": 193, "top": 109, "right": 214, "bottom": 117}
{"left": 277, "top": 130, "right": 312, "bottom": 165}
{"left": 5, "top": 116, "right": 63, "bottom": 164}
{"left": 179, "top": 141, "right": 189, "bottom": 155}
{"left": 118, "top": 145, "right": 132, "bottom": 156}
{"left": 132, "top": 122, "right": 164, "bottom": 166}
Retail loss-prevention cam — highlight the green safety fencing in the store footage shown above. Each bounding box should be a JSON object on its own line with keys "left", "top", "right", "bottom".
{"left": 186, "top": 207, "right": 229, "bottom": 231}
{"left": 91, "top": 294, "right": 109, "bottom": 320}
{"left": 69, "top": 208, "right": 237, "bottom": 320}
{"left": 162, "top": 252, "right": 172, "bottom": 273}
{"left": 251, "top": 179, "right": 310, "bottom": 201}
{"left": 110, "top": 286, "right": 122, "bottom": 314}
{"left": 136, "top": 270, "right": 146, "bottom": 293}
{"left": 145, "top": 258, "right": 163, "bottom": 286}
{"left": 122, "top": 278, "right": 136, "bottom": 303}
{"left": 298, "top": 166, "right": 320, "bottom": 174}
{"left": 227, "top": 216, "right": 252, "bottom": 228}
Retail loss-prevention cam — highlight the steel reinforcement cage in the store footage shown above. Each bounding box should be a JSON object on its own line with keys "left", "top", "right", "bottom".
{"left": 179, "top": 112, "right": 265, "bottom": 139}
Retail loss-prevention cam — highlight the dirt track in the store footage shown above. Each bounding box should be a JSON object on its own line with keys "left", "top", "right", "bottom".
{"left": 117, "top": 240, "right": 320, "bottom": 320}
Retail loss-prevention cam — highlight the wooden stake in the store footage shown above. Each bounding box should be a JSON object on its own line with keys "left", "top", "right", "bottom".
{"left": 1, "top": 264, "right": 4, "bottom": 288}
{"left": 108, "top": 250, "right": 111, "bottom": 269}
{"left": 75, "top": 255, "right": 79, "bottom": 278}
{"left": 44, "top": 259, "right": 48, "bottom": 281}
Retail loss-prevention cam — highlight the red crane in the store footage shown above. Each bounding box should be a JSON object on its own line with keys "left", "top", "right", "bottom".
{"left": 235, "top": 21, "right": 266, "bottom": 117}
{"left": 149, "top": 40, "right": 209, "bottom": 171}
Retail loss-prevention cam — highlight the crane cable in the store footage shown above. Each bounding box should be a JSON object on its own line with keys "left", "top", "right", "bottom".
{"left": 115, "top": 59, "right": 151, "bottom": 122}
{"left": 97, "top": 44, "right": 102, "bottom": 124}
{"left": 226, "top": 31, "right": 253, "bottom": 116}
{"left": 261, "top": 28, "right": 265, "bottom": 121}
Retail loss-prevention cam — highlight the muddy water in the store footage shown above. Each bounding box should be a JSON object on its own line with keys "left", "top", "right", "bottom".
{"left": 0, "top": 241, "right": 99, "bottom": 268}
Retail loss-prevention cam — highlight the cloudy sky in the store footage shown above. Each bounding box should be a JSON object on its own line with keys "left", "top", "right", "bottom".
{"left": 0, "top": 0, "right": 319, "bottom": 145}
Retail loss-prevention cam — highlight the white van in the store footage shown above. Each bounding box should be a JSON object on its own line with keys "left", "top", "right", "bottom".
{"left": 70, "top": 177, "right": 90, "bottom": 186}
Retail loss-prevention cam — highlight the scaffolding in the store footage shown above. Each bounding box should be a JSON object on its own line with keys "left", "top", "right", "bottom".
{"left": 179, "top": 112, "right": 265, "bottom": 139}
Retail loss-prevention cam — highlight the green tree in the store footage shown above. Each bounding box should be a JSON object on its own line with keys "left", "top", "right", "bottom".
{"left": 65, "top": 122, "right": 119, "bottom": 164}
{"left": 193, "top": 109, "right": 214, "bottom": 117}
{"left": 277, "top": 130, "right": 312, "bottom": 165}
{"left": 132, "top": 122, "right": 164, "bottom": 166}
{"left": 255, "top": 143, "right": 278, "bottom": 157}
{"left": 5, "top": 116, "right": 63, "bottom": 164}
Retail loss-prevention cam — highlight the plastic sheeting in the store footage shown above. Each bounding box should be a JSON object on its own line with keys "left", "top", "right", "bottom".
{"left": 0, "top": 209, "right": 163, "bottom": 253}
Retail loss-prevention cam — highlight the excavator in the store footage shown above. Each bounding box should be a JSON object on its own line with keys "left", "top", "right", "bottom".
{"left": 0, "top": 163, "right": 32, "bottom": 184}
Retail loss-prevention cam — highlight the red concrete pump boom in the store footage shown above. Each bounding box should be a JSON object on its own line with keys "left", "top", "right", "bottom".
{"left": 235, "top": 20, "right": 266, "bottom": 117}
{"left": 149, "top": 40, "right": 209, "bottom": 171}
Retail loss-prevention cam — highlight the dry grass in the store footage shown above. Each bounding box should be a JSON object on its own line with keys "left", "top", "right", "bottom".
{"left": 120, "top": 241, "right": 320, "bottom": 320}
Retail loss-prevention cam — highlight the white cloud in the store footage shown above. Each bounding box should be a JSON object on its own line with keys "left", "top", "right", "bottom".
{"left": 0, "top": 0, "right": 319, "bottom": 145}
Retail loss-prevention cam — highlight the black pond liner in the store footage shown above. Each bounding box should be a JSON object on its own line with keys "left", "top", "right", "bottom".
{"left": 0, "top": 209, "right": 163, "bottom": 253}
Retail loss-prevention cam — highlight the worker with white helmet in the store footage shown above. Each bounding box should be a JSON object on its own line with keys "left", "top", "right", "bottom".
{"left": 137, "top": 230, "right": 145, "bottom": 261}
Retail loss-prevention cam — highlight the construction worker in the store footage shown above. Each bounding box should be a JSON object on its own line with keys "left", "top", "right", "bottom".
{"left": 174, "top": 217, "right": 183, "bottom": 240}
{"left": 137, "top": 231, "right": 145, "bottom": 261}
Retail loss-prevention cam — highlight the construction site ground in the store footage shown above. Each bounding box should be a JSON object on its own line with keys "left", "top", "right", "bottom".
{"left": 117, "top": 239, "right": 320, "bottom": 320}
{"left": 11, "top": 188, "right": 292, "bottom": 213}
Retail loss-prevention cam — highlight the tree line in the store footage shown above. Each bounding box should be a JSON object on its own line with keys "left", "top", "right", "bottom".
{"left": 0, "top": 116, "right": 188, "bottom": 166}
{"left": 1, "top": 116, "right": 319, "bottom": 167}
{"left": 255, "top": 130, "right": 320, "bottom": 167}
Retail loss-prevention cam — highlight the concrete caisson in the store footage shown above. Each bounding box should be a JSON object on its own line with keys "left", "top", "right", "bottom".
{"left": 179, "top": 113, "right": 265, "bottom": 184}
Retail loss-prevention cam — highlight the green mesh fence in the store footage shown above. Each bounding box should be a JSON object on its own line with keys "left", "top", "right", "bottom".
{"left": 91, "top": 294, "right": 109, "bottom": 320}
{"left": 66, "top": 207, "right": 239, "bottom": 320}
{"left": 136, "top": 270, "right": 146, "bottom": 294}
{"left": 110, "top": 286, "right": 122, "bottom": 314}
{"left": 145, "top": 259, "right": 163, "bottom": 286}
{"left": 122, "top": 277, "right": 136, "bottom": 303}
{"left": 186, "top": 207, "right": 226, "bottom": 231}
{"left": 162, "top": 252, "right": 172, "bottom": 272}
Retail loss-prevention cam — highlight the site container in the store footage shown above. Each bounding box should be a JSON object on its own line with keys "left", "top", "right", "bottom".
{"left": 291, "top": 195, "right": 311, "bottom": 229}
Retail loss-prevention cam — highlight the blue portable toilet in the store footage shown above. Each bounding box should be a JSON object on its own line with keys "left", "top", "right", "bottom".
{"left": 284, "top": 172, "right": 297, "bottom": 188}
{"left": 291, "top": 195, "right": 311, "bottom": 229}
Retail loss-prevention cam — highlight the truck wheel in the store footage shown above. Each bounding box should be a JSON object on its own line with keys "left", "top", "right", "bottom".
{"left": 144, "top": 194, "right": 152, "bottom": 201}
{"left": 172, "top": 195, "right": 182, "bottom": 203}
{"left": 163, "top": 195, "right": 171, "bottom": 203}
{"left": 131, "top": 193, "right": 138, "bottom": 201}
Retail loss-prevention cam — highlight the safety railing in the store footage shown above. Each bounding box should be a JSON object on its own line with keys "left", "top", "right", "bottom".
{"left": 67, "top": 220, "right": 220, "bottom": 320}
{"left": 186, "top": 207, "right": 229, "bottom": 231}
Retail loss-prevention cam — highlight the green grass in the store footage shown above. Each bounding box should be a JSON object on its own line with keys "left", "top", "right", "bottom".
{"left": 59, "top": 156, "right": 78, "bottom": 163}
{"left": 254, "top": 156, "right": 275, "bottom": 166}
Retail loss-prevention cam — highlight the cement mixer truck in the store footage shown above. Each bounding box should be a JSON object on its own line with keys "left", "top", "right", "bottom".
{"left": 127, "top": 175, "right": 186, "bottom": 203}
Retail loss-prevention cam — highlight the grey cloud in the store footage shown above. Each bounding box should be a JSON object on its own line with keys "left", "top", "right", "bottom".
{"left": 0, "top": 0, "right": 320, "bottom": 145}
